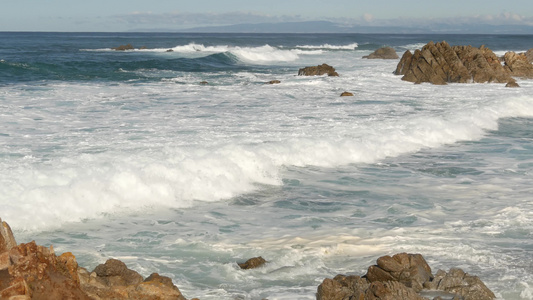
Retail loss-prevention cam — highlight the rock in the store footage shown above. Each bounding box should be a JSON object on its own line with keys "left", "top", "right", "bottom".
{"left": 506, "top": 80, "right": 520, "bottom": 88}
{"left": 267, "top": 80, "right": 281, "bottom": 84}
{"left": 366, "top": 253, "right": 432, "bottom": 292}
{"left": 0, "top": 217, "right": 17, "bottom": 253}
{"left": 316, "top": 253, "right": 495, "bottom": 300}
{"left": 1, "top": 241, "right": 91, "bottom": 300}
{"left": 526, "top": 49, "right": 533, "bottom": 63}
{"left": 365, "top": 281, "right": 425, "bottom": 300}
{"left": 340, "top": 92, "right": 354, "bottom": 97}
{"left": 112, "top": 44, "right": 134, "bottom": 51}
{"left": 317, "top": 275, "right": 369, "bottom": 300}
{"left": 503, "top": 51, "right": 533, "bottom": 78}
{"left": 298, "top": 64, "right": 339, "bottom": 76}
{"left": 425, "top": 268, "right": 496, "bottom": 300}
{"left": 238, "top": 256, "right": 267, "bottom": 269}
{"left": 363, "top": 47, "right": 399, "bottom": 59}
{"left": 199, "top": 81, "right": 209, "bottom": 85}
{"left": 92, "top": 258, "right": 143, "bottom": 286}
{"left": 166, "top": 49, "right": 174, "bottom": 52}
{"left": 395, "top": 41, "right": 512, "bottom": 85}
{"left": 0, "top": 219, "right": 189, "bottom": 300}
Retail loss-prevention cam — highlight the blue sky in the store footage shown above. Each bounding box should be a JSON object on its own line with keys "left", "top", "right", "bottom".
{"left": 2, "top": 0, "right": 533, "bottom": 32}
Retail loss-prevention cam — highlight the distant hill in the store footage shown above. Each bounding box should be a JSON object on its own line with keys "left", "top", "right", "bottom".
{"left": 131, "top": 21, "right": 533, "bottom": 34}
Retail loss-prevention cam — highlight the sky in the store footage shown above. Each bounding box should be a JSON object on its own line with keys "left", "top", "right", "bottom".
{"left": 1, "top": 0, "right": 533, "bottom": 32}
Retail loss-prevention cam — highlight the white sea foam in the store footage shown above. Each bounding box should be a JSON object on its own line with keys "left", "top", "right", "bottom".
{"left": 293, "top": 43, "right": 359, "bottom": 50}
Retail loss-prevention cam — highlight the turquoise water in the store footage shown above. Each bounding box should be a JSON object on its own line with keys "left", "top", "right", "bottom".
{"left": 1, "top": 32, "right": 533, "bottom": 299}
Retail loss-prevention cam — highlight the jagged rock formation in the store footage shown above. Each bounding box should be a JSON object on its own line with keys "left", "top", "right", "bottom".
{"left": 0, "top": 217, "right": 188, "bottom": 300}
{"left": 363, "top": 47, "right": 399, "bottom": 59}
{"left": 394, "top": 41, "right": 516, "bottom": 85}
{"left": 298, "top": 64, "right": 339, "bottom": 76}
{"left": 503, "top": 51, "right": 533, "bottom": 78}
{"left": 316, "top": 253, "right": 495, "bottom": 300}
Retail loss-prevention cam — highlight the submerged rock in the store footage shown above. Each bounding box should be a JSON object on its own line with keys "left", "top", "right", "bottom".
{"left": 267, "top": 80, "right": 281, "bottom": 84}
{"left": 363, "top": 47, "right": 399, "bottom": 59}
{"left": 317, "top": 253, "right": 495, "bottom": 300}
{"left": 298, "top": 64, "right": 339, "bottom": 76}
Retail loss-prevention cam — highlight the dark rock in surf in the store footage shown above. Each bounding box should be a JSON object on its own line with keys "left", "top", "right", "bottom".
{"left": 317, "top": 252, "right": 495, "bottom": 300}
{"left": 166, "top": 49, "right": 174, "bottom": 52}
{"left": 363, "top": 47, "right": 399, "bottom": 59}
{"left": 238, "top": 256, "right": 267, "bottom": 269}
{"left": 298, "top": 64, "right": 339, "bottom": 77}
{"left": 267, "top": 80, "right": 281, "bottom": 84}
{"left": 340, "top": 91, "right": 354, "bottom": 96}
{"left": 200, "top": 81, "right": 209, "bottom": 85}
{"left": 112, "top": 44, "right": 135, "bottom": 51}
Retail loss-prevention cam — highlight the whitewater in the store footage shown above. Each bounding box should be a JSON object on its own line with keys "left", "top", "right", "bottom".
{"left": 1, "top": 32, "right": 532, "bottom": 299}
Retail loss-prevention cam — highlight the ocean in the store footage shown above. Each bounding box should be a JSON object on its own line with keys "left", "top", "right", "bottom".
{"left": 1, "top": 32, "right": 532, "bottom": 299}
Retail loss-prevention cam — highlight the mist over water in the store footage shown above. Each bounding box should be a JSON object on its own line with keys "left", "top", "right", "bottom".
{"left": 1, "top": 32, "right": 533, "bottom": 299}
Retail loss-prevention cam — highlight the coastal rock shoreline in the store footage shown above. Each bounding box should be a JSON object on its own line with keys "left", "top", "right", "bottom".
{"left": 1, "top": 217, "right": 497, "bottom": 300}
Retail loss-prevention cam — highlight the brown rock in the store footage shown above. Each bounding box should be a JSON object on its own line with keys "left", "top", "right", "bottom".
{"left": 503, "top": 51, "right": 533, "bottom": 78}
{"left": 0, "top": 217, "right": 17, "bottom": 253}
{"left": 506, "top": 80, "right": 520, "bottom": 88}
{"left": 428, "top": 268, "right": 496, "bottom": 300}
{"left": 395, "top": 41, "right": 513, "bottom": 85}
{"left": 298, "top": 64, "right": 339, "bottom": 76}
{"left": 526, "top": 48, "right": 533, "bottom": 63}
{"left": 112, "top": 44, "right": 135, "bottom": 51}
{"left": 267, "top": 80, "right": 281, "bottom": 84}
{"left": 317, "top": 253, "right": 495, "bottom": 300}
{"left": 363, "top": 47, "right": 399, "bottom": 59}
{"left": 0, "top": 219, "right": 189, "bottom": 300}
{"left": 92, "top": 258, "right": 143, "bottom": 286}
{"left": 317, "top": 275, "right": 369, "bottom": 300}
{"left": 3, "top": 241, "right": 91, "bottom": 300}
{"left": 199, "top": 81, "right": 209, "bottom": 85}
{"left": 238, "top": 256, "right": 267, "bottom": 269}
{"left": 365, "top": 281, "right": 425, "bottom": 300}
{"left": 340, "top": 91, "right": 354, "bottom": 97}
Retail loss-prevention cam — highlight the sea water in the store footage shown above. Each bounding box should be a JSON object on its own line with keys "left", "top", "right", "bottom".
{"left": 1, "top": 32, "right": 532, "bottom": 299}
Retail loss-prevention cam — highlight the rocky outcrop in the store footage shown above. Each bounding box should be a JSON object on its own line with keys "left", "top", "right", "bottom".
{"left": 0, "top": 218, "right": 188, "bottom": 300}
{"left": 503, "top": 51, "right": 533, "bottom": 78}
{"left": 238, "top": 256, "right": 267, "bottom": 270}
{"left": 340, "top": 92, "right": 354, "bottom": 97}
{"left": 267, "top": 80, "right": 281, "bottom": 84}
{"left": 394, "top": 41, "right": 513, "bottom": 85}
{"left": 298, "top": 64, "right": 339, "bottom": 76}
{"left": 317, "top": 253, "right": 495, "bottom": 300}
{"left": 363, "top": 47, "right": 399, "bottom": 59}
